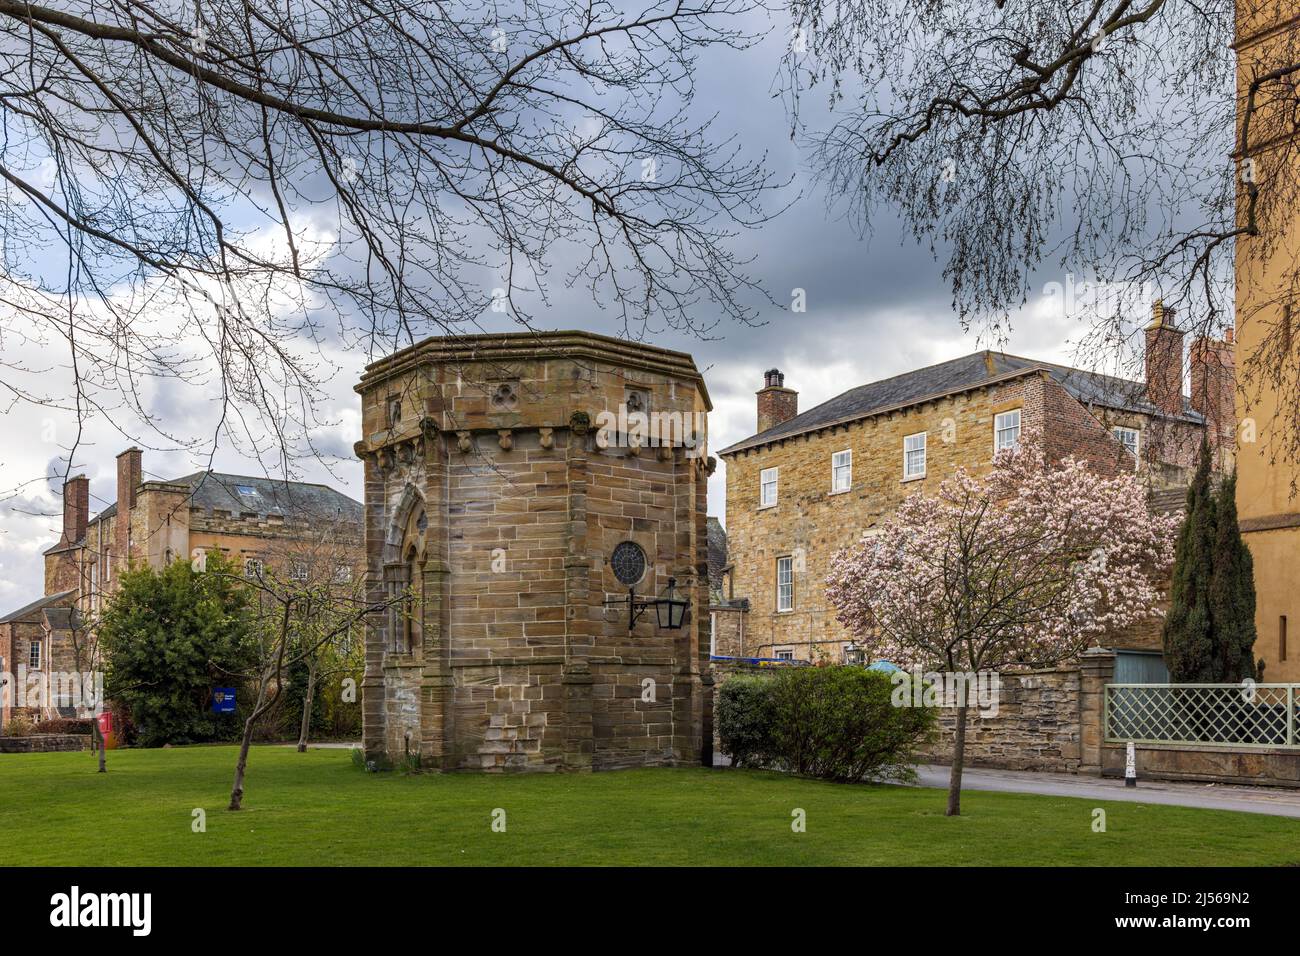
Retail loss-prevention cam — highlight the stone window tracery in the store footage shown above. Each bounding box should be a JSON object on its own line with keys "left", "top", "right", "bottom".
{"left": 387, "top": 503, "right": 427, "bottom": 654}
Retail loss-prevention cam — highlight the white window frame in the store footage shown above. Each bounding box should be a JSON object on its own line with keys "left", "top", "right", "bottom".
{"left": 709, "top": 612, "right": 717, "bottom": 657}
{"left": 994, "top": 409, "right": 1022, "bottom": 453}
{"left": 760, "top": 467, "right": 779, "bottom": 508}
{"left": 831, "top": 449, "right": 852, "bottom": 492}
{"left": 244, "top": 557, "right": 264, "bottom": 579}
{"left": 289, "top": 561, "right": 309, "bottom": 582}
{"left": 333, "top": 564, "right": 354, "bottom": 584}
{"left": 774, "top": 648, "right": 795, "bottom": 662}
{"left": 1112, "top": 426, "right": 1140, "bottom": 466}
{"left": 29, "top": 638, "right": 41, "bottom": 670}
{"left": 776, "top": 555, "right": 794, "bottom": 612}
{"left": 903, "top": 432, "right": 927, "bottom": 479}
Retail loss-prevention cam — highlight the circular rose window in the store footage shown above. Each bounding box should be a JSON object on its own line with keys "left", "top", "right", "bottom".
{"left": 610, "top": 541, "right": 647, "bottom": 587}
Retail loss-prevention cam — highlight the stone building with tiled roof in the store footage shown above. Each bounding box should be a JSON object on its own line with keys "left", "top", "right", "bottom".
{"left": 0, "top": 449, "right": 363, "bottom": 728}
{"left": 0, "top": 590, "right": 79, "bottom": 728}
{"left": 717, "top": 303, "right": 1234, "bottom": 663}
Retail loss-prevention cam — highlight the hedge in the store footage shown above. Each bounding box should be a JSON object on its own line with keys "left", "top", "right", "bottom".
{"left": 718, "top": 666, "right": 936, "bottom": 782}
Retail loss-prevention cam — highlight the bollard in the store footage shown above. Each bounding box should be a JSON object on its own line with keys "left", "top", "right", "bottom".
{"left": 1125, "top": 740, "right": 1137, "bottom": 788}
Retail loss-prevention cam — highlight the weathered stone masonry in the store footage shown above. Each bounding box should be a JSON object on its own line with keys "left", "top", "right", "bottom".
{"left": 355, "top": 331, "right": 714, "bottom": 771}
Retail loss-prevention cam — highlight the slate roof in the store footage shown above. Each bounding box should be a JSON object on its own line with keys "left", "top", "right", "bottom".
{"left": 706, "top": 517, "right": 727, "bottom": 596}
{"left": 0, "top": 589, "right": 76, "bottom": 625}
{"left": 1149, "top": 486, "right": 1190, "bottom": 515}
{"left": 43, "top": 606, "right": 82, "bottom": 631}
{"left": 89, "top": 472, "right": 362, "bottom": 526}
{"left": 718, "top": 350, "right": 1204, "bottom": 456}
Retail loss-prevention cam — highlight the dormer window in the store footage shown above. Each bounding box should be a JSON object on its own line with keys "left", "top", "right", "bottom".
{"left": 234, "top": 484, "right": 257, "bottom": 497}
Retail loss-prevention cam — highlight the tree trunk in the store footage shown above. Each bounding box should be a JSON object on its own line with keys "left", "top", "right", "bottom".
{"left": 229, "top": 681, "right": 270, "bottom": 811}
{"left": 230, "top": 599, "right": 293, "bottom": 811}
{"left": 228, "top": 722, "right": 255, "bottom": 811}
{"left": 946, "top": 703, "right": 969, "bottom": 817}
{"left": 296, "top": 661, "right": 316, "bottom": 753}
{"left": 92, "top": 718, "right": 106, "bottom": 773}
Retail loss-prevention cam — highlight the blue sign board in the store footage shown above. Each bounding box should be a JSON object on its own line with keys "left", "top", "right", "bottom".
{"left": 212, "top": 687, "right": 236, "bottom": 714}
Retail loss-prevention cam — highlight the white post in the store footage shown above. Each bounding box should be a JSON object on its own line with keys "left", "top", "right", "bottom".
{"left": 1289, "top": 686, "right": 1295, "bottom": 748}
{"left": 1125, "top": 740, "right": 1137, "bottom": 788}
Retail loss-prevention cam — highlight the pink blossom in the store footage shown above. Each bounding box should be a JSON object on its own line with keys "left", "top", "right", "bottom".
{"left": 825, "top": 439, "right": 1179, "bottom": 672}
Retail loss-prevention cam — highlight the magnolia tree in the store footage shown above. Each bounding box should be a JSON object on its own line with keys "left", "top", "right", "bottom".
{"left": 826, "top": 442, "right": 1178, "bottom": 816}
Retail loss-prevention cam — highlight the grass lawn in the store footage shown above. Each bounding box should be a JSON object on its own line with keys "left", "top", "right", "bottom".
{"left": 1, "top": 745, "right": 1296, "bottom": 866}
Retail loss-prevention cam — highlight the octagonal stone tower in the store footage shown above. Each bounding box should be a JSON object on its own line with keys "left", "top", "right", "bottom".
{"left": 355, "top": 331, "right": 715, "bottom": 771}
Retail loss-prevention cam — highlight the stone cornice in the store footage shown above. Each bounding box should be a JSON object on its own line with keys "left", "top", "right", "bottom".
{"left": 355, "top": 329, "right": 712, "bottom": 411}
{"left": 354, "top": 416, "right": 438, "bottom": 467}
{"left": 1240, "top": 512, "right": 1300, "bottom": 533}
{"left": 1234, "top": 9, "right": 1300, "bottom": 54}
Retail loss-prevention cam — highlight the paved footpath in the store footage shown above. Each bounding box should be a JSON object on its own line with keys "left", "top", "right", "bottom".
{"left": 913, "top": 764, "right": 1300, "bottom": 819}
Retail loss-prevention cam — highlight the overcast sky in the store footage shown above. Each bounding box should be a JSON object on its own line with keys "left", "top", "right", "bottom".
{"left": 0, "top": 14, "right": 1109, "bottom": 611}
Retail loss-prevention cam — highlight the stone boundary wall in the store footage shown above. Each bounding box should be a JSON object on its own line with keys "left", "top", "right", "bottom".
{"left": 713, "top": 657, "right": 1105, "bottom": 775}
{"left": 1101, "top": 741, "right": 1300, "bottom": 788}
{"left": 715, "top": 649, "right": 1300, "bottom": 788}
{"left": 0, "top": 734, "right": 91, "bottom": 753}
{"left": 922, "top": 667, "right": 1083, "bottom": 772}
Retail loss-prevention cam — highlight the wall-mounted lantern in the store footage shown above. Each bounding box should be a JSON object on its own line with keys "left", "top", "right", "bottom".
{"left": 606, "top": 576, "right": 691, "bottom": 633}
{"left": 604, "top": 541, "right": 690, "bottom": 632}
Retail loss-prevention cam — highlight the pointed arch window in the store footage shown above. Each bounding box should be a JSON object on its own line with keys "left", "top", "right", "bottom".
{"left": 386, "top": 505, "right": 426, "bottom": 654}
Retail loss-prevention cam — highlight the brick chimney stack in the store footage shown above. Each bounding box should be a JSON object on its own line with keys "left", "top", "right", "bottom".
{"left": 757, "top": 368, "right": 798, "bottom": 433}
{"left": 1145, "top": 300, "right": 1186, "bottom": 417}
{"left": 1190, "top": 327, "right": 1237, "bottom": 460}
{"left": 115, "top": 447, "right": 142, "bottom": 566}
{"left": 60, "top": 474, "right": 88, "bottom": 547}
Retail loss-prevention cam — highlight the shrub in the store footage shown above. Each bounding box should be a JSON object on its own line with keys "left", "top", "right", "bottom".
{"left": 2, "top": 713, "right": 35, "bottom": 737}
{"left": 99, "top": 553, "right": 257, "bottom": 747}
{"left": 717, "top": 674, "right": 777, "bottom": 768}
{"left": 718, "top": 666, "right": 936, "bottom": 783}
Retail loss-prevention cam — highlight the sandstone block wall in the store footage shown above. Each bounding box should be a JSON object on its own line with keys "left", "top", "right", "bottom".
{"left": 722, "top": 368, "right": 1193, "bottom": 664}
{"left": 722, "top": 375, "right": 1041, "bottom": 662}
{"left": 0, "top": 734, "right": 90, "bottom": 753}
{"left": 708, "top": 605, "right": 746, "bottom": 658}
{"left": 356, "top": 332, "right": 714, "bottom": 772}
{"left": 922, "top": 668, "right": 1083, "bottom": 772}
